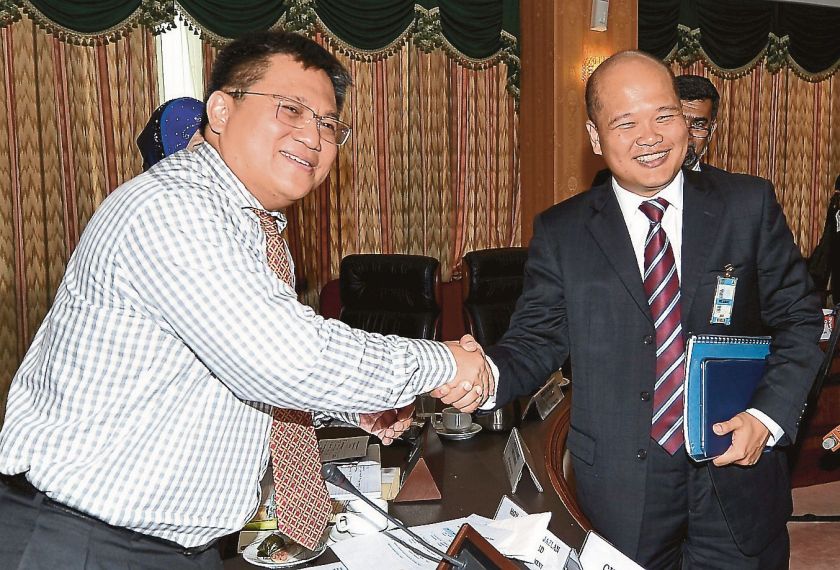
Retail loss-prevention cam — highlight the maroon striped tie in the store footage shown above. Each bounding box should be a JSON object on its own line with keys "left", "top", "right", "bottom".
{"left": 639, "top": 198, "right": 685, "bottom": 455}
{"left": 251, "top": 208, "right": 331, "bottom": 550}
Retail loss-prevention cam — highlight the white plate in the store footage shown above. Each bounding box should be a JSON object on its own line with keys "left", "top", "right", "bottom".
{"left": 242, "top": 531, "right": 328, "bottom": 568}
{"left": 433, "top": 422, "right": 482, "bottom": 440}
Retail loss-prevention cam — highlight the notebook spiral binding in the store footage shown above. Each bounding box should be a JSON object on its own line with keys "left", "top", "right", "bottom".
{"left": 690, "top": 334, "right": 771, "bottom": 345}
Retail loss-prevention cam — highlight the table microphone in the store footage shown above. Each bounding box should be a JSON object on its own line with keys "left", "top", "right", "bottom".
{"left": 321, "top": 463, "right": 466, "bottom": 568}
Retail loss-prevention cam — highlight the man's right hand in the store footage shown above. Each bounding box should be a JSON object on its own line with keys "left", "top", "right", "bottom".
{"left": 430, "top": 335, "right": 492, "bottom": 413}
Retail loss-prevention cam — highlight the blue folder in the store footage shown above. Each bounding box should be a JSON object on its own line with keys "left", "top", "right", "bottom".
{"left": 683, "top": 335, "right": 771, "bottom": 462}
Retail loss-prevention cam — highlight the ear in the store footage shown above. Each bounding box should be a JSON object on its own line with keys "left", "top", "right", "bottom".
{"left": 586, "top": 120, "right": 603, "bottom": 156}
{"left": 205, "top": 91, "right": 231, "bottom": 135}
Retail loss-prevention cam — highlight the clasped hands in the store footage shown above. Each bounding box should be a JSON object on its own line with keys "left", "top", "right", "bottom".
{"left": 360, "top": 334, "right": 492, "bottom": 444}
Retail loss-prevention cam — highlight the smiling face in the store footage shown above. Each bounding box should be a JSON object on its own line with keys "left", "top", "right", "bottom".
{"left": 586, "top": 57, "right": 688, "bottom": 197}
{"left": 204, "top": 54, "right": 339, "bottom": 210}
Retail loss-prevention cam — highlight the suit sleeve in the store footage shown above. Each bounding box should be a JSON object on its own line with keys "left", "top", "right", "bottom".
{"left": 749, "top": 181, "right": 823, "bottom": 444}
{"left": 486, "top": 213, "right": 571, "bottom": 406}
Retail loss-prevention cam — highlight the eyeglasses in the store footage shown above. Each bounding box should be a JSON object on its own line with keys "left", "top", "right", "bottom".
{"left": 227, "top": 91, "right": 352, "bottom": 146}
{"left": 685, "top": 117, "right": 715, "bottom": 139}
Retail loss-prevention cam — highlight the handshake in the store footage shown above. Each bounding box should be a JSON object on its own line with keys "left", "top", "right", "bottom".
{"left": 360, "top": 334, "right": 494, "bottom": 444}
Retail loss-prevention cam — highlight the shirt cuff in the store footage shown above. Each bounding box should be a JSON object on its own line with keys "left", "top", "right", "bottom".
{"left": 745, "top": 408, "right": 784, "bottom": 447}
{"left": 478, "top": 356, "right": 501, "bottom": 411}
{"left": 408, "top": 339, "right": 457, "bottom": 395}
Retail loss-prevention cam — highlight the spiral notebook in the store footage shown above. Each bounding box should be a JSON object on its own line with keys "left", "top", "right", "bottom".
{"left": 683, "top": 334, "right": 771, "bottom": 462}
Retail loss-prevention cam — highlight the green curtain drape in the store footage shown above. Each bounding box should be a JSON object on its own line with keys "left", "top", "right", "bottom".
{"left": 0, "top": 1, "right": 518, "bottom": 62}
{"left": 639, "top": 0, "right": 840, "bottom": 79}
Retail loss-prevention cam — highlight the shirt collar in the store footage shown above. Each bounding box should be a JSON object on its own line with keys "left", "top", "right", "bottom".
{"left": 191, "top": 142, "right": 288, "bottom": 228}
{"left": 612, "top": 169, "right": 684, "bottom": 216}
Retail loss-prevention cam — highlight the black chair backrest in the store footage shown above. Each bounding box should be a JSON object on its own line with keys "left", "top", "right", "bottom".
{"left": 338, "top": 254, "right": 441, "bottom": 340}
{"left": 462, "top": 247, "right": 528, "bottom": 346}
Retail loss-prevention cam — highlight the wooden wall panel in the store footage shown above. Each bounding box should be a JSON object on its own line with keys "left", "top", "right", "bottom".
{"left": 520, "top": 0, "right": 637, "bottom": 242}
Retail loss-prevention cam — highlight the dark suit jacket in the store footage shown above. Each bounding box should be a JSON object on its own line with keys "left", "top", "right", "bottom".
{"left": 487, "top": 168, "right": 822, "bottom": 557}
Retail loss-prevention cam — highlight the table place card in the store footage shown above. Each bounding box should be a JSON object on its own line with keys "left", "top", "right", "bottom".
{"left": 319, "top": 435, "right": 370, "bottom": 462}
{"left": 579, "top": 531, "right": 644, "bottom": 570}
{"left": 503, "top": 428, "right": 543, "bottom": 493}
{"left": 522, "top": 375, "right": 566, "bottom": 421}
{"left": 493, "top": 496, "right": 580, "bottom": 570}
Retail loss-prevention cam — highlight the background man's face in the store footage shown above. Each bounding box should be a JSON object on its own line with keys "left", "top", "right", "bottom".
{"left": 681, "top": 98, "right": 715, "bottom": 169}
{"left": 586, "top": 59, "right": 689, "bottom": 197}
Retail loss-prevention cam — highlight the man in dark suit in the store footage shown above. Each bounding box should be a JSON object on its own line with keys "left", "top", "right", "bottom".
{"left": 484, "top": 51, "right": 822, "bottom": 568}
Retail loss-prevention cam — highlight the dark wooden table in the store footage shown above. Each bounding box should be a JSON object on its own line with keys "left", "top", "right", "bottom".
{"left": 223, "top": 405, "right": 585, "bottom": 568}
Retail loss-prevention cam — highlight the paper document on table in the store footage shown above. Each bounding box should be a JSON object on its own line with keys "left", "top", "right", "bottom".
{"left": 325, "top": 444, "right": 381, "bottom": 500}
{"left": 319, "top": 436, "right": 369, "bottom": 463}
{"left": 330, "top": 517, "right": 469, "bottom": 570}
{"left": 494, "top": 495, "right": 580, "bottom": 570}
{"left": 330, "top": 512, "right": 550, "bottom": 570}
{"left": 308, "top": 564, "right": 347, "bottom": 570}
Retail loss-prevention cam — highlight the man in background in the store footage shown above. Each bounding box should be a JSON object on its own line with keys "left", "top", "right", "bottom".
{"left": 481, "top": 51, "right": 821, "bottom": 568}
{"left": 676, "top": 74, "right": 720, "bottom": 171}
{"left": 0, "top": 31, "right": 490, "bottom": 570}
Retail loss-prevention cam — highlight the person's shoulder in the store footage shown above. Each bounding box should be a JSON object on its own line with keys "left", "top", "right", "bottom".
{"left": 538, "top": 184, "right": 605, "bottom": 227}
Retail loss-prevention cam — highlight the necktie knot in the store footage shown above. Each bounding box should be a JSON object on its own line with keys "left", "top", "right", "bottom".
{"left": 249, "top": 207, "right": 280, "bottom": 237}
{"left": 639, "top": 198, "right": 669, "bottom": 224}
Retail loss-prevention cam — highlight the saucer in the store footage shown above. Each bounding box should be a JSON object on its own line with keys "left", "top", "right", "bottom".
{"left": 327, "top": 520, "right": 398, "bottom": 544}
{"left": 241, "top": 531, "right": 327, "bottom": 568}
{"left": 433, "top": 422, "right": 482, "bottom": 440}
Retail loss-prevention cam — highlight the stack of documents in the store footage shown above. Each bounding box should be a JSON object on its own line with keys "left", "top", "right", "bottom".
{"left": 683, "top": 334, "right": 770, "bottom": 461}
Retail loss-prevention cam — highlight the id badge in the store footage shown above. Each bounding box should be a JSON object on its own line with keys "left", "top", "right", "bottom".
{"left": 710, "top": 273, "right": 737, "bottom": 325}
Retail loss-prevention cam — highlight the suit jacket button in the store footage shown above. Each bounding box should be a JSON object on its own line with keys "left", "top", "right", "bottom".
{"left": 643, "top": 335, "right": 654, "bottom": 345}
{"left": 640, "top": 391, "right": 651, "bottom": 401}
{"left": 637, "top": 449, "right": 647, "bottom": 460}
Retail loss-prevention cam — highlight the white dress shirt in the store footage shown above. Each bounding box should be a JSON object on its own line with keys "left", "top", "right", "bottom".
{"left": 0, "top": 143, "right": 456, "bottom": 547}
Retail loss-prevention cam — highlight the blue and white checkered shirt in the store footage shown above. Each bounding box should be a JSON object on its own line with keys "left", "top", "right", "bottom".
{"left": 0, "top": 143, "right": 455, "bottom": 547}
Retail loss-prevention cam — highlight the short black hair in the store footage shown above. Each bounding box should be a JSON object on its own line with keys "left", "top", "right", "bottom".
{"left": 675, "top": 74, "right": 720, "bottom": 120}
{"left": 835, "top": 173, "right": 840, "bottom": 191}
{"left": 585, "top": 51, "right": 678, "bottom": 124}
{"left": 202, "top": 30, "right": 352, "bottom": 128}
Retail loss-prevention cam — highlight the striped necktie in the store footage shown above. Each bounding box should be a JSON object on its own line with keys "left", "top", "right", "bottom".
{"left": 639, "top": 198, "right": 685, "bottom": 455}
{"left": 250, "top": 208, "right": 330, "bottom": 550}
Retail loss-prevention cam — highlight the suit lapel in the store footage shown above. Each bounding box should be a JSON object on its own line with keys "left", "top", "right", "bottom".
{"left": 585, "top": 184, "right": 653, "bottom": 323}
{"left": 680, "top": 170, "right": 724, "bottom": 324}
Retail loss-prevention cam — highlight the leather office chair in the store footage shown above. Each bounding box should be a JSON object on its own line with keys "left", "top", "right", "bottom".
{"left": 461, "top": 247, "right": 528, "bottom": 346}
{"left": 338, "top": 254, "right": 441, "bottom": 339}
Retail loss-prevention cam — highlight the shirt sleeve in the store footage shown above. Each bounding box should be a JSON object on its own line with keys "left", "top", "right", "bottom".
{"left": 120, "top": 193, "right": 455, "bottom": 414}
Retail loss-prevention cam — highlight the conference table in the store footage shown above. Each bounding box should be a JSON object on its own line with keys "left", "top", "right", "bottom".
{"left": 223, "top": 400, "right": 586, "bottom": 568}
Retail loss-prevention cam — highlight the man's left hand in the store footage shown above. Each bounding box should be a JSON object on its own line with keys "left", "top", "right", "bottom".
{"left": 712, "top": 411, "right": 770, "bottom": 467}
{"left": 359, "top": 404, "right": 415, "bottom": 445}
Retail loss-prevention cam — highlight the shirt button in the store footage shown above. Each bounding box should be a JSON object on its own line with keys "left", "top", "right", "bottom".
{"left": 643, "top": 335, "right": 654, "bottom": 345}
{"left": 640, "top": 391, "right": 651, "bottom": 402}
{"left": 637, "top": 449, "right": 647, "bottom": 460}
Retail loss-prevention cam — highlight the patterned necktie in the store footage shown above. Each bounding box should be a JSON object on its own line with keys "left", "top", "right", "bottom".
{"left": 639, "top": 198, "right": 685, "bottom": 455}
{"left": 250, "top": 208, "right": 330, "bottom": 550}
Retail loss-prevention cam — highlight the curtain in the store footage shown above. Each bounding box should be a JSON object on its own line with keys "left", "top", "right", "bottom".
{"left": 672, "top": 61, "right": 840, "bottom": 257}
{"left": 0, "top": 12, "right": 158, "bottom": 419}
{"left": 203, "top": 37, "right": 520, "bottom": 308}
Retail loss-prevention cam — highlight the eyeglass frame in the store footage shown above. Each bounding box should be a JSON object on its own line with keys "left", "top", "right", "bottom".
{"left": 226, "top": 90, "right": 352, "bottom": 146}
{"left": 684, "top": 116, "right": 716, "bottom": 140}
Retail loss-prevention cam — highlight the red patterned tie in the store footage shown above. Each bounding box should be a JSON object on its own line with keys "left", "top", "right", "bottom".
{"left": 250, "top": 208, "right": 330, "bottom": 550}
{"left": 639, "top": 198, "right": 685, "bottom": 455}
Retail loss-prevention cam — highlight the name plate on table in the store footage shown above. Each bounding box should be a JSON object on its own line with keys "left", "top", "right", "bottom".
{"left": 522, "top": 374, "right": 566, "bottom": 421}
{"left": 503, "top": 428, "right": 543, "bottom": 493}
{"left": 579, "top": 531, "right": 644, "bottom": 570}
{"left": 394, "top": 419, "right": 444, "bottom": 502}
